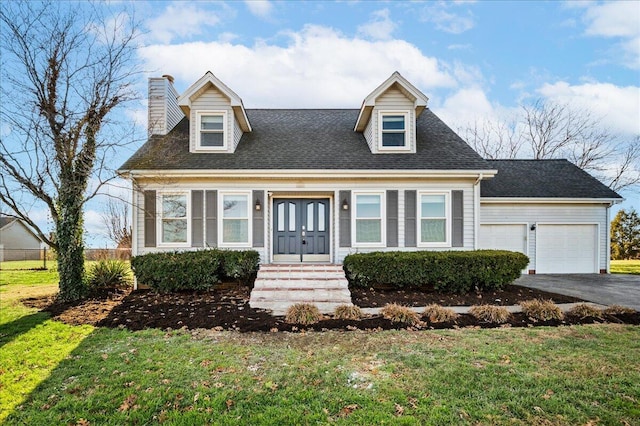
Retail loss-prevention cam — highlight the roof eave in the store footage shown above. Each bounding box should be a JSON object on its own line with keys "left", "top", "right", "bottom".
{"left": 480, "top": 197, "right": 624, "bottom": 205}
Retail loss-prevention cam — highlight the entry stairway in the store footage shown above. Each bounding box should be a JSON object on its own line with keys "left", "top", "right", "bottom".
{"left": 249, "top": 264, "right": 352, "bottom": 315}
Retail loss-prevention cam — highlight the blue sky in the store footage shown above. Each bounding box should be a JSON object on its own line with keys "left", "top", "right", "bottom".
{"left": 4, "top": 1, "right": 640, "bottom": 246}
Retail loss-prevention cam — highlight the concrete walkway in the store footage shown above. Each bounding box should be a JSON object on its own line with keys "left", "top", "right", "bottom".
{"left": 515, "top": 274, "right": 640, "bottom": 311}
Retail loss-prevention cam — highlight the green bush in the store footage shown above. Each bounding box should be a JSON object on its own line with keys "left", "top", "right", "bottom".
{"left": 87, "top": 259, "right": 132, "bottom": 290}
{"left": 131, "top": 249, "right": 260, "bottom": 292}
{"left": 343, "top": 250, "right": 529, "bottom": 294}
{"left": 219, "top": 250, "right": 260, "bottom": 286}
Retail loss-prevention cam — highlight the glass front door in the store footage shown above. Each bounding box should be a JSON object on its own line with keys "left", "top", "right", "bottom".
{"left": 273, "top": 198, "right": 330, "bottom": 262}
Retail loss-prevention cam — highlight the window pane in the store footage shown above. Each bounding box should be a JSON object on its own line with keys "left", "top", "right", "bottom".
{"left": 382, "top": 132, "right": 405, "bottom": 147}
{"left": 223, "top": 195, "right": 247, "bottom": 218}
{"left": 307, "top": 203, "right": 314, "bottom": 232}
{"left": 356, "top": 219, "right": 381, "bottom": 243}
{"left": 382, "top": 115, "right": 405, "bottom": 130}
{"left": 200, "top": 132, "right": 224, "bottom": 147}
{"left": 356, "top": 195, "right": 380, "bottom": 218}
{"left": 201, "top": 115, "right": 223, "bottom": 130}
{"left": 421, "top": 219, "right": 446, "bottom": 242}
{"left": 162, "top": 195, "right": 187, "bottom": 218}
{"left": 277, "top": 203, "right": 285, "bottom": 232}
{"left": 162, "top": 219, "right": 187, "bottom": 243}
{"left": 289, "top": 203, "right": 296, "bottom": 232}
{"left": 223, "top": 219, "right": 248, "bottom": 243}
{"left": 318, "top": 203, "right": 325, "bottom": 232}
{"left": 421, "top": 195, "right": 446, "bottom": 217}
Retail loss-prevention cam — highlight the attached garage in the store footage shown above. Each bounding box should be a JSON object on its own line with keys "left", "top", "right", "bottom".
{"left": 479, "top": 224, "right": 527, "bottom": 254}
{"left": 536, "top": 224, "right": 598, "bottom": 274}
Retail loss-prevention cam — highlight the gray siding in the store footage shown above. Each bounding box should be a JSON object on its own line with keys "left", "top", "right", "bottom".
{"left": 191, "top": 190, "right": 204, "bottom": 247}
{"left": 148, "top": 77, "right": 183, "bottom": 136}
{"left": 404, "top": 190, "right": 416, "bottom": 247}
{"left": 386, "top": 190, "right": 398, "bottom": 247}
{"left": 252, "top": 190, "right": 265, "bottom": 247}
{"left": 339, "top": 190, "right": 351, "bottom": 247}
{"left": 189, "top": 85, "right": 235, "bottom": 153}
{"left": 144, "top": 190, "right": 156, "bottom": 247}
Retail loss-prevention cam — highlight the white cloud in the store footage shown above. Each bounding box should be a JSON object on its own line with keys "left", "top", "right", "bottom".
{"left": 146, "top": 3, "right": 220, "bottom": 44}
{"left": 579, "top": 1, "right": 640, "bottom": 69}
{"left": 357, "top": 9, "right": 397, "bottom": 41}
{"left": 245, "top": 0, "right": 273, "bottom": 19}
{"left": 537, "top": 81, "right": 640, "bottom": 136}
{"left": 420, "top": 3, "right": 474, "bottom": 34}
{"left": 139, "top": 25, "right": 459, "bottom": 108}
{"left": 434, "top": 87, "right": 496, "bottom": 130}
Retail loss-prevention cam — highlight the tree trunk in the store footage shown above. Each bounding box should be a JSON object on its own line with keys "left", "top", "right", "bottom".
{"left": 56, "top": 180, "right": 87, "bottom": 301}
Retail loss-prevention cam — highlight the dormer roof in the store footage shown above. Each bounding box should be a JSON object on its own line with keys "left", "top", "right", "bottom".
{"left": 354, "top": 71, "right": 429, "bottom": 132}
{"left": 177, "top": 71, "right": 252, "bottom": 132}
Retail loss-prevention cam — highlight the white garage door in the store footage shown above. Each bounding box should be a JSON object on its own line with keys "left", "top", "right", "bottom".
{"left": 537, "top": 224, "right": 598, "bottom": 273}
{"left": 479, "top": 224, "right": 527, "bottom": 254}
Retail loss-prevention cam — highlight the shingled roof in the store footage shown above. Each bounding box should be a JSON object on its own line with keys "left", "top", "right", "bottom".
{"left": 481, "top": 159, "right": 622, "bottom": 199}
{"left": 119, "top": 109, "right": 492, "bottom": 171}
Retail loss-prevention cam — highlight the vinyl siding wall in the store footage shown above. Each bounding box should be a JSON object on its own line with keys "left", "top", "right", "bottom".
{"left": 480, "top": 203, "right": 609, "bottom": 272}
{"left": 371, "top": 86, "right": 415, "bottom": 154}
{"left": 133, "top": 178, "right": 478, "bottom": 264}
{"left": 189, "top": 85, "right": 241, "bottom": 153}
{"left": 148, "top": 78, "right": 183, "bottom": 136}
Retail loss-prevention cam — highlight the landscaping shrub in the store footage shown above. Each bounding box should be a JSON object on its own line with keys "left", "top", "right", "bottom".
{"left": 343, "top": 250, "right": 529, "bottom": 294}
{"left": 285, "top": 303, "right": 322, "bottom": 325}
{"left": 219, "top": 250, "right": 260, "bottom": 286}
{"left": 380, "top": 303, "right": 421, "bottom": 326}
{"left": 567, "top": 303, "right": 603, "bottom": 319}
{"left": 519, "top": 299, "right": 564, "bottom": 321}
{"left": 468, "top": 305, "right": 511, "bottom": 324}
{"left": 131, "top": 249, "right": 260, "bottom": 292}
{"left": 334, "top": 305, "right": 363, "bottom": 320}
{"left": 423, "top": 304, "right": 459, "bottom": 323}
{"left": 87, "top": 259, "right": 132, "bottom": 290}
{"left": 603, "top": 305, "right": 636, "bottom": 315}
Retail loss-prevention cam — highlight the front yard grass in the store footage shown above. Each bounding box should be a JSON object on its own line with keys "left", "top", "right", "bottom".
{"left": 611, "top": 259, "right": 640, "bottom": 275}
{"left": 1, "top": 269, "right": 639, "bottom": 424}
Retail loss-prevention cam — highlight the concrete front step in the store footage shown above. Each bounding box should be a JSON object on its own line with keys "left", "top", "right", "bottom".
{"left": 250, "top": 264, "right": 352, "bottom": 315}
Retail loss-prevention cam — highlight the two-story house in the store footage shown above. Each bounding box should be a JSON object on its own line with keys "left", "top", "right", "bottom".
{"left": 120, "top": 71, "right": 622, "bottom": 294}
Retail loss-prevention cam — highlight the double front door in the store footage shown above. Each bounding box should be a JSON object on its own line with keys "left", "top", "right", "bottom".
{"left": 273, "top": 198, "right": 330, "bottom": 262}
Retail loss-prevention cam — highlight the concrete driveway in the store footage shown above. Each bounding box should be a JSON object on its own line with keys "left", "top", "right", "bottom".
{"left": 515, "top": 274, "right": 640, "bottom": 311}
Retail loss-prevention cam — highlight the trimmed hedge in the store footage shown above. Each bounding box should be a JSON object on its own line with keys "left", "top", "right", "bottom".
{"left": 131, "top": 249, "right": 260, "bottom": 292}
{"left": 343, "top": 250, "right": 529, "bottom": 294}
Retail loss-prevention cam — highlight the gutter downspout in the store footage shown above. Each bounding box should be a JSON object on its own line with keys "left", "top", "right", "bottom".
{"left": 473, "top": 173, "right": 483, "bottom": 250}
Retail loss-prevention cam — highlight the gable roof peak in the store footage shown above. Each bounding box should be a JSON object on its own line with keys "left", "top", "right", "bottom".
{"left": 354, "top": 72, "right": 429, "bottom": 132}
{"left": 177, "top": 71, "right": 252, "bottom": 132}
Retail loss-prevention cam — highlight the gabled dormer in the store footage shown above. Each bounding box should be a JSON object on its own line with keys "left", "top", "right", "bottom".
{"left": 354, "top": 72, "right": 429, "bottom": 154}
{"left": 177, "top": 71, "right": 252, "bottom": 154}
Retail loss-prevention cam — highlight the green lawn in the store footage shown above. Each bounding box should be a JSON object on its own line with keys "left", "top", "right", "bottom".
{"left": 1, "top": 270, "right": 639, "bottom": 425}
{"left": 611, "top": 259, "right": 640, "bottom": 275}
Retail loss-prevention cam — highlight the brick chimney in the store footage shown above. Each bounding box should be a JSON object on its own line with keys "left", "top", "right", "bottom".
{"left": 148, "top": 75, "right": 183, "bottom": 136}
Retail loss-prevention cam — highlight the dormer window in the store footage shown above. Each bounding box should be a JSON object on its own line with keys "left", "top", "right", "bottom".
{"left": 379, "top": 111, "right": 410, "bottom": 151}
{"left": 196, "top": 111, "right": 227, "bottom": 150}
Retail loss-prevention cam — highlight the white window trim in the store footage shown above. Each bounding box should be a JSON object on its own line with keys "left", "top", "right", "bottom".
{"left": 195, "top": 110, "right": 228, "bottom": 151}
{"left": 352, "top": 191, "right": 386, "bottom": 248}
{"left": 218, "top": 190, "right": 252, "bottom": 248}
{"left": 417, "top": 191, "right": 451, "bottom": 248}
{"left": 378, "top": 111, "right": 411, "bottom": 152}
{"left": 157, "top": 191, "right": 191, "bottom": 248}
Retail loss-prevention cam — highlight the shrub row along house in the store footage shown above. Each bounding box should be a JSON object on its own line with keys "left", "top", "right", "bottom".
{"left": 119, "top": 71, "right": 622, "bottom": 294}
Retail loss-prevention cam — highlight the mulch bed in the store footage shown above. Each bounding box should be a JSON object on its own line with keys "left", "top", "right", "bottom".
{"left": 21, "top": 284, "right": 640, "bottom": 332}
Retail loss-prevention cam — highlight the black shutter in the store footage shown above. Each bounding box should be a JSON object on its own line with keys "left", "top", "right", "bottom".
{"left": 191, "top": 190, "right": 204, "bottom": 247}
{"left": 452, "top": 190, "right": 464, "bottom": 247}
{"left": 252, "top": 190, "right": 265, "bottom": 247}
{"left": 144, "top": 190, "right": 156, "bottom": 247}
{"left": 386, "top": 190, "right": 398, "bottom": 247}
{"left": 404, "top": 190, "right": 416, "bottom": 247}
{"left": 339, "top": 190, "right": 351, "bottom": 247}
{"left": 205, "top": 190, "right": 217, "bottom": 247}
